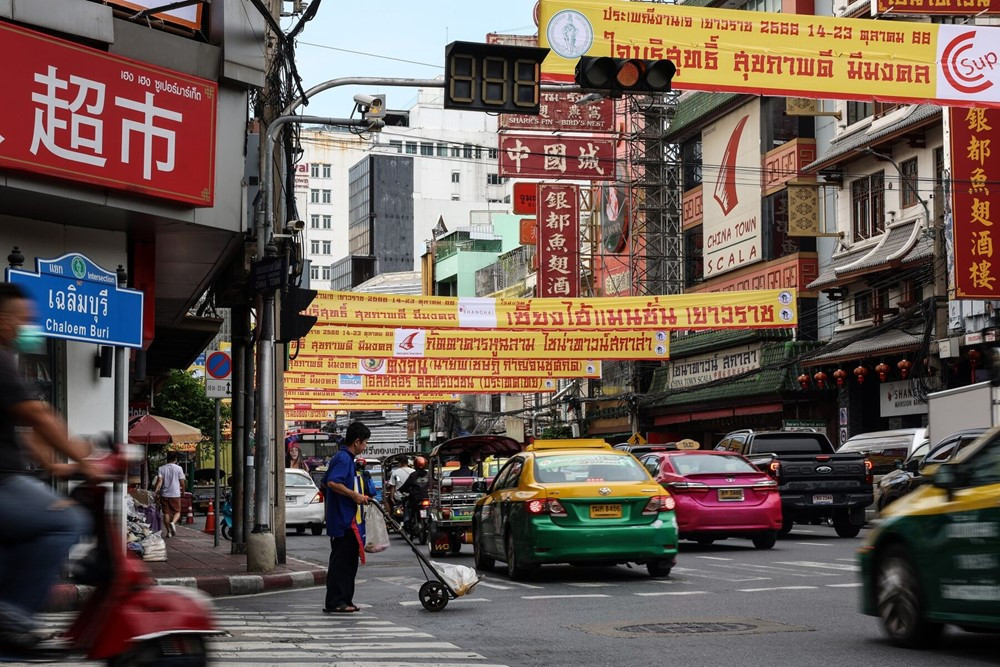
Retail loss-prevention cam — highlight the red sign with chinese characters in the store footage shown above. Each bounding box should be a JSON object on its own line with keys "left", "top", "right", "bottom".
{"left": 0, "top": 21, "right": 217, "bottom": 207}
{"left": 519, "top": 217, "right": 538, "bottom": 245}
{"left": 499, "top": 134, "right": 616, "bottom": 181}
{"left": 873, "top": 0, "right": 1000, "bottom": 14}
{"left": 951, "top": 107, "right": 1000, "bottom": 299}
{"left": 501, "top": 92, "right": 614, "bottom": 133}
{"left": 537, "top": 184, "right": 580, "bottom": 297}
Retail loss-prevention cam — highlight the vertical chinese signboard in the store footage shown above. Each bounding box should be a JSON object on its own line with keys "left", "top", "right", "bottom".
{"left": 0, "top": 21, "right": 217, "bottom": 207}
{"left": 537, "top": 184, "right": 580, "bottom": 297}
{"left": 951, "top": 107, "right": 1000, "bottom": 299}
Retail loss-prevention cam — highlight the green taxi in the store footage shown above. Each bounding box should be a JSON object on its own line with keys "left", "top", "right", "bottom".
{"left": 859, "top": 426, "right": 1000, "bottom": 647}
{"left": 471, "top": 439, "right": 678, "bottom": 580}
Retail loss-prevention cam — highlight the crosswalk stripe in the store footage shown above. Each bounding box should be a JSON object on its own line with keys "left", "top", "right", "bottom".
{"left": 399, "top": 597, "right": 491, "bottom": 607}
{"left": 827, "top": 583, "right": 863, "bottom": 588}
{"left": 672, "top": 567, "right": 769, "bottom": 583}
{"left": 738, "top": 586, "right": 818, "bottom": 592}
{"left": 775, "top": 560, "right": 860, "bottom": 572}
{"left": 635, "top": 591, "right": 710, "bottom": 597}
{"left": 705, "top": 562, "right": 838, "bottom": 577}
{"left": 476, "top": 581, "right": 512, "bottom": 590}
{"left": 521, "top": 594, "right": 610, "bottom": 600}
{"left": 795, "top": 542, "right": 833, "bottom": 547}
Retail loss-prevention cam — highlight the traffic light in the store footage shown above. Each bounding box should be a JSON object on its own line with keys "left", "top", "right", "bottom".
{"left": 574, "top": 57, "right": 676, "bottom": 96}
{"left": 278, "top": 285, "right": 318, "bottom": 343}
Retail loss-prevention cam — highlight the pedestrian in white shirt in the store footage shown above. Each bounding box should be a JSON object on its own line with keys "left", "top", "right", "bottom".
{"left": 154, "top": 452, "right": 186, "bottom": 537}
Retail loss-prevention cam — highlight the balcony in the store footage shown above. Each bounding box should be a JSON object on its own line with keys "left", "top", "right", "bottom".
{"left": 762, "top": 138, "right": 817, "bottom": 196}
{"left": 475, "top": 245, "right": 537, "bottom": 297}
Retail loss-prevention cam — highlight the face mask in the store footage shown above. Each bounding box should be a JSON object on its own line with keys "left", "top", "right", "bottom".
{"left": 14, "top": 325, "right": 45, "bottom": 354}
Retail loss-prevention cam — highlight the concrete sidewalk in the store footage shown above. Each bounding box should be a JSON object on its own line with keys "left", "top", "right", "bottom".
{"left": 48, "top": 524, "right": 327, "bottom": 611}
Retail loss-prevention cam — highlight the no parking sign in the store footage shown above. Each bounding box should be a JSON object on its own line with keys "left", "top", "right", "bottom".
{"left": 205, "top": 350, "right": 232, "bottom": 398}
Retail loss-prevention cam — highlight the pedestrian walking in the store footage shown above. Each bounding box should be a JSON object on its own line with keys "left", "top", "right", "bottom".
{"left": 321, "top": 421, "right": 371, "bottom": 613}
{"left": 153, "top": 452, "right": 186, "bottom": 537}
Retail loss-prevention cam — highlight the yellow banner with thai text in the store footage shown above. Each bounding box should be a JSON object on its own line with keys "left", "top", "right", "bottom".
{"left": 287, "top": 356, "right": 602, "bottom": 378}
{"left": 286, "top": 373, "right": 559, "bottom": 393}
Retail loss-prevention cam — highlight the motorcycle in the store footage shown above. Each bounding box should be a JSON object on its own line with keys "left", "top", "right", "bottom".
{"left": 403, "top": 497, "right": 431, "bottom": 545}
{"left": 220, "top": 491, "right": 234, "bottom": 542}
{"left": 0, "top": 444, "right": 219, "bottom": 665}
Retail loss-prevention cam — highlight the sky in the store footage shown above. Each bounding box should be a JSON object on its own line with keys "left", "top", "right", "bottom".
{"left": 286, "top": 1, "right": 540, "bottom": 119}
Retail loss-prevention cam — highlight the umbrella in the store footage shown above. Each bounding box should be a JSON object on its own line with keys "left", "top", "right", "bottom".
{"left": 128, "top": 414, "right": 204, "bottom": 445}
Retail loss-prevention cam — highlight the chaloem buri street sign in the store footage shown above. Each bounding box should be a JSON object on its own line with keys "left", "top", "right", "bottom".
{"left": 6, "top": 253, "right": 144, "bottom": 348}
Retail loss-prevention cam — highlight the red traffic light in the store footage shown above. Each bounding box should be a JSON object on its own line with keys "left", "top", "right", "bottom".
{"left": 575, "top": 57, "right": 676, "bottom": 96}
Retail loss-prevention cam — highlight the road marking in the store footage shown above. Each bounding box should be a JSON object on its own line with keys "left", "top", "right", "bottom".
{"left": 836, "top": 558, "right": 856, "bottom": 563}
{"left": 672, "top": 567, "right": 769, "bottom": 582}
{"left": 827, "top": 583, "right": 863, "bottom": 588}
{"left": 476, "top": 580, "right": 512, "bottom": 590}
{"left": 795, "top": 542, "right": 833, "bottom": 547}
{"left": 695, "top": 556, "right": 733, "bottom": 561}
{"left": 521, "top": 594, "right": 611, "bottom": 600}
{"left": 635, "top": 591, "right": 710, "bottom": 597}
{"left": 706, "top": 562, "right": 836, "bottom": 577}
{"left": 792, "top": 529, "right": 816, "bottom": 534}
{"left": 738, "top": 586, "right": 818, "bottom": 592}
{"left": 399, "top": 597, "right": 491, "bottom": 607}
{"left": 492, "top": 578, "right": 543, "bottom": 589}
{"left": 567, "top": 582, "right": 617, "bottom": 588}
{"left": 776, "top": 560, "right": 860, "bottom": 572}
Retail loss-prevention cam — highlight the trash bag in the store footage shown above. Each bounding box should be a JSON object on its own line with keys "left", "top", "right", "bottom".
{"left": 364, "top": 504, "right": 390, "bottom": 553}
{"left": 429, "top": 561, "right": 479, "bottom": 596}
{"left": 141, "top": 532, "right": 167, "bottom": 562}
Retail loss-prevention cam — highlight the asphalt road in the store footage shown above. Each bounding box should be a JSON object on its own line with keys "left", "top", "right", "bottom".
{"left": 264, "top": 524, "right": 1000, "bottom": 667}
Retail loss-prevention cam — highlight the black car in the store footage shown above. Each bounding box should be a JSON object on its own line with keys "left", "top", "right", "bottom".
{"left": 875, "top": 428, "right": 986, "bottom": 512}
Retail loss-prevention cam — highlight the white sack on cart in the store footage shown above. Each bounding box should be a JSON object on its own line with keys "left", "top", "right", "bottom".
{"left": 364, "top": 504, "right": 390, "bottom": 553}
{"left": 429, "top": 561, "right": 479, "bottom": 596}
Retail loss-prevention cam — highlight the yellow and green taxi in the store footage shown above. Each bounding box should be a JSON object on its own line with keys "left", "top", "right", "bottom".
{"left": 859, "top": 426, "right": 1000, "bottom": 647}
{"left": 471, "top": 439, "right": 678, "bottom": 580}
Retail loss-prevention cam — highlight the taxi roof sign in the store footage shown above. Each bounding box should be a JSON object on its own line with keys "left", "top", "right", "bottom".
{"left": 675, "top": 439, "right": 701, "bottom": 450}
{"left": 526, "top": 439, "right": 612, "bottom": 451}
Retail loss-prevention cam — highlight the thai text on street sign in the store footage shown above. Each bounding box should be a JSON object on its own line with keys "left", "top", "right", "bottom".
{"left": 310, "top": 289, "right": 798, "bottom": 331}
{"left": 537, "top": 183, "right": 581, "bottom": 297}
{"left": 513, "top": 182, "right": 538, "bottom": 215}
{"left": 950, "top": 107, "right": 1000, "bottom": 299}
{"left": 299, "top": 327, "right": 670, "bottom": 361}
{"left": 538, "top": 0, "right": 1000, "bottom": 109}
{"left": 0, "top": 21, "right": 217, "bottom": 206}
{"left": 287, "top": 357, "right": 602, "bottom": 378}
{"left": 6, "top": 253, "right": 144, "bottom": 348}
{"left": 285, "top": 373, "right": 558, "bottom": 393}
{"left": 499, "top": 134, "right": 615, "bottom": 180}
{"left": 205, "top": 350, "right": 232, "bottom": 398}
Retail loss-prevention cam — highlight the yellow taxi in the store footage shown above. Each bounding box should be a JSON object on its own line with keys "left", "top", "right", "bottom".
{"left": 471, "top": 439, "right": 678, "bottom": 580}
{"left": 859, "top": 426, "right": 1000, "bottom": 647}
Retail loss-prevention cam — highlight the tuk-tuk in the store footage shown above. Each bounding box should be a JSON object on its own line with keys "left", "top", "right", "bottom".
{"left": 381, "top": 451, "right": 421, "bottom": 530}
{"left": 427, "top": 435, "right": 523, "bottom": 557}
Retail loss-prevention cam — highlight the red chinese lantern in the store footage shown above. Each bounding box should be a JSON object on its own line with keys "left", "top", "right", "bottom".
{"left": 797, "top": 373, "right": 810, "bottom": 389}
{"left": 897, "top": 359, "right": 912, "bottom": 379}
{"left": 875, "top": 362, "right": 890, "bottom": 382}
{"left": 854, "top": 365, "right": 869, "bottom": 384}
{"left": 833, "top": 369, "right": 848, "bottom": 387}
{"left": 813, "top": 371, "right": 828, "bottom": 389}
{"left": 968, "top": 349, "right": 982, "bottom": 383}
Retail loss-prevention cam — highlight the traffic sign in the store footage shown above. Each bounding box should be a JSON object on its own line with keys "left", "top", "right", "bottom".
{"left": 206, "top": 349, "right": 232, "bottom": 398}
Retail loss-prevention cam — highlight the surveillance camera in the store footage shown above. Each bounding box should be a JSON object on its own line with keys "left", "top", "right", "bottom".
{"left": 354, "top": 93, "right": 386, "bottom": 119}
{"left": 285, "top": 220, "right": 305, "bottom": 232}
{"left": 354, "top": 94, "right": 378, "bottom": 107}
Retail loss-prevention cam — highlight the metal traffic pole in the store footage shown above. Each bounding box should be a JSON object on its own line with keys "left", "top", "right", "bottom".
{"left": 214, "top": 396, "right": 221, "bottom": 548}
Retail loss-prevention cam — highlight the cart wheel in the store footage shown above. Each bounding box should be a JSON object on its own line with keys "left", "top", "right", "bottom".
{"left": 418, "top": 581, "right": 449, "bottom": 612}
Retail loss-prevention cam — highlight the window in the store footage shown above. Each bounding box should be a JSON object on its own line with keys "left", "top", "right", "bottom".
{"left": 322, "top": 215, "right": 331, "bottom": 229}
{"left": 310, "top": 164, "right": 319, "bottom": 178}
{"left": 965, "top": 435, "right": 1000, "bottom": 486}
{"left": 851, "top": 171, "right": 885, "bottom": 241}
{"left": 309, "top": 265, "right": 319, "bottom": 280}
{"left": 742, "top": 0, "right": 780, "bottom": 11}
{"left": 322, "top": 164, "right": 331, "bottom": 178}
{"left": 322, "top": 241, "right": 331, "bottom": 255}
{"left": 854, "top": 292, "right": 873, "bottom": 321}
{"left": 451, "top": 193, "right": 461, "bottom": 201}
{"left": 310, "top": 240, "right": 320, "bottom": 254}
{"left": 475, "top": 145, "right": 483, "bottom": 159}
{"left": 934, "top": 146, "right": 945, "bottom": 190}
{"left": 310, "top": 189, "right": 319, "bottom": 204}
{"left": 420, "top": 143, "right": 434, "bottom": 156}
{"left": 437, "top": 143, "right": 448, "bottom": 157}
{"left": 463, "top": 144, "right": 473, "bottom": 159}
{"left": 682, "top": 138, "right": 702, "bottom": 190}
{"left": 389, "top": 140, "right": 403, "bottom": 153}
{"left": 310, "top": 215, "right": 320, "bottom": 229}
{"left": 321, "top": 265, "right": 331, "bottom": 280}
{"left": 847, "top": 101, "right": 874, "bottom": 126}
{"left": 451, "top": 145, "right": 461, "bottom": 158}
{"left": 487, "top": 173, "right": 503, "bottom": 185}
{"left": 405, "top": 142, "right": 417, "bottom": 154}
{"left": 322, "top": 190, "right": 331, "bottom": 204}
{"left": 489, "top": 147, "right": 498, "bottom": 160}
{"left": 900, "top": 158, "right": 919, "bottom": 209}
{"left": 451, "top": 171, "right": 460, "bottom": 184}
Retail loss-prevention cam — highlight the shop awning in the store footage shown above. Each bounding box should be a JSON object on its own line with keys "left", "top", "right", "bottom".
{"left": 808, "top": 219, "right": 932, "bottom": 290}
{"left": 801, "top": 324, "right": 923, "bottom": 367}
{"left": 654, "top": 402, "right": 784, "bottom": 426}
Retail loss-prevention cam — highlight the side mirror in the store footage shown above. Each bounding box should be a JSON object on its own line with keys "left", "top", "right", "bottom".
{"left": 903, "top": 459, "right": 920, "bottom": 473}
{"left": 932, "top": 464, "right": 965, "bottom": 495}
{"left": 472, "top": 481, "right": 488, "bottom": 494}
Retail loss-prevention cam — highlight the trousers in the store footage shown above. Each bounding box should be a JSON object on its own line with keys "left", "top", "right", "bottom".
{"left": 325, "top": 529, "right": 359, "bottom": 609}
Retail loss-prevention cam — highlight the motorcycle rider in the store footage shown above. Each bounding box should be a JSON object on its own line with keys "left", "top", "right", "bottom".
{"left": 386, "top": 456, "right": 414, "bottom": 517}
{"left": 0, "top": 283, "right": 98, "bottom": 655}
{"left": 396, "top": 456, "right": 429, "bottom": 536}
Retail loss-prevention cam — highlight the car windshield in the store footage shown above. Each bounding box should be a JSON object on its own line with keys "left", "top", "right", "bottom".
{"left": 534, "top": 454, "right": 648, "bottom": 483}
{"left": 670, "top": 454, "right": 757, "bottom": 475}
{"left": 285, "top": 472, "right": 316, "bottom": 488}
{"left": 750, "top": 436, "right": 828, "bottom": 454}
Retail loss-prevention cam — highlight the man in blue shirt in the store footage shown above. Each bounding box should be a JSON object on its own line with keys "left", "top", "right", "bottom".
{"left": 321, "top": 421, "right": 371, "bottom": 613}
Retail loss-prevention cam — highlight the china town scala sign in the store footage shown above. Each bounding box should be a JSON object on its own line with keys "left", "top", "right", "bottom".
{"left": 0, "top": 21, "right": 217, "bottom": 207}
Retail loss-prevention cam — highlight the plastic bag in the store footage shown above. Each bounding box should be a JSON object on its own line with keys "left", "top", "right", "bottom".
{"left": 364, "top": 505, "right": 390, "bottom": 553}
{"left": 141, "top": 532, "right": 167, "bottom": 562}
{"left": 430, "top": 561, "right": 479, "bottom": 596}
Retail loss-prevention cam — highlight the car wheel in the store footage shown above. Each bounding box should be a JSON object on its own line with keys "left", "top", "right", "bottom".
{"left": 647, "top": 560, "right": 672, "bottom": 578}
{"left": 778, "top": 516, "right": 794, "bottom": 536}
{"left": 473, "top": 529, "right": 495, "bottom": 571}
{"left": 752, "top": 531, "right": 777, "bottom": 550}
{"left": 449, "top": 533, "right": 462, "bottom": 554}
{"left": 295, "top": 526, "right": 305, "bottom": 535}
{"left": 311, "top": 525, "right": 323, "bottom": 536}
{"left": 876, "top": 545, "right": 943, "bottom": 648}
{"left": 833, "top": 511, "right": 862, "bottom": 538}
{"left": 505, "top": 530, "right": 531, "bottom": 581}
{"left": 220, "top": 523, "right": 232, "bottom": 541}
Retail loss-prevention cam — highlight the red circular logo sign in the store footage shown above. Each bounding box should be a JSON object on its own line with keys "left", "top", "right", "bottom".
{"left": 941, "top": 31, "right": 995, "bottom": 95}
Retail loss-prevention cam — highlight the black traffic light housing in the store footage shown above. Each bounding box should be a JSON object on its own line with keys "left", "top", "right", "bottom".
{"left": 278, "top": 284, "right": 318, "bottom": 343}
{"left": 444, "top": 41, "right": 550, "bottom": 114}
{"left": 575, "top": 57, "right": 676, "bottom": 97}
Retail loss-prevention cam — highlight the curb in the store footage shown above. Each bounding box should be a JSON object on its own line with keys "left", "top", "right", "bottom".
{"left": 47, "top": 569, "right": 327, "bottom": 612}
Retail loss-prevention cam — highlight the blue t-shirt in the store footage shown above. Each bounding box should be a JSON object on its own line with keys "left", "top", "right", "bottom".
{"left": 322, "top": 448, "right": 357, "bottom": 538}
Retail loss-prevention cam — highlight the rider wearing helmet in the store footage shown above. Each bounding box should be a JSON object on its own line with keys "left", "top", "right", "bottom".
{"left": 396, "top": 456, "right": 429, "bottom": 528}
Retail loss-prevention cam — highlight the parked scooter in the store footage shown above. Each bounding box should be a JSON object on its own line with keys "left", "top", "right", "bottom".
{"left": 220, "top": 491, "right": 234, "bottom": 542}
{"left": 0, "top": 444, "right": 219, "bottom": 665}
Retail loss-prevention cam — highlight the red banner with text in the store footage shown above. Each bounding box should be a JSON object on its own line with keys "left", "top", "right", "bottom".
{"left": 537, "top": 184, "right": 580, "bottom": 298}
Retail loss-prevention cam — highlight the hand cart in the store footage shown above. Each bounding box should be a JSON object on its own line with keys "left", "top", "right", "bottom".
{"left": 370, "top": 502, "right": 479, "bottom": 611}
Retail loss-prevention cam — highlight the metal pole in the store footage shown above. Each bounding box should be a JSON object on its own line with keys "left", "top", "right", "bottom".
{"left": 243, "top": 337, "right": 255, "bottom": 547}
{"left": 230, "top": 313, "right": 245, "bottom": 552}
{"left": 253, "top": 290, "right": 274, "bottom": 537}
{"left": 113, "top": 266, "right": 128, "bottom": 550}
{"left": 214, "top": 397, "right": 221, "bottom": 548}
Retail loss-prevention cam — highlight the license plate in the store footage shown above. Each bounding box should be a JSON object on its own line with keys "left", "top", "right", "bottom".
{"left": 452, "top": 510, "right": 472, "bottom": 519}
{"left": 419, "top": 509, "right": 428, "bottom": 518}
{"left": 590, "top": 503, "right": 622, "bottom": 519}
{"left": 813, "top": 494, "right": 834, "bottom": 504}
{"left": 285, "top": 495, "right": 295, "bottom": 503}
{"left": 718, "top": 488, "right": 744, "bottom": 502}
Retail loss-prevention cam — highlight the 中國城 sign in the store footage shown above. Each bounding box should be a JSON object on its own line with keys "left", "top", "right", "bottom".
{"left": 538, "top": 0, "right": 1000, "bottom": 108}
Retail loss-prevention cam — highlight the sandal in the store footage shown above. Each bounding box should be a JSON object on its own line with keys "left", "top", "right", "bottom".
{"left": 323, "top": 605, "right": 359, "bottom": 613}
